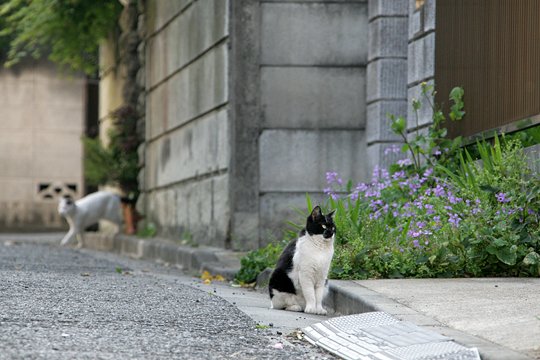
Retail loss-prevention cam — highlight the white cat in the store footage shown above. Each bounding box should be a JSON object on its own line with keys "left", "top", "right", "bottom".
{"left": 268, "top": 206, "right": 335, "bottom": 315}
{"left": 58, "top": 191, "right": 123, "bottom": 247}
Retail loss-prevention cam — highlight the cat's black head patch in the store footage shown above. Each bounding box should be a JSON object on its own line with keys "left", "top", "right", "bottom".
{"left": 306, "top": 206, "right": 336, "bottom": 239}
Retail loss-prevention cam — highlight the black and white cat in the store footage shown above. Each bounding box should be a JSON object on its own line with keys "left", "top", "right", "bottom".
{"left": 269, "top": 206, "right": 336, "bottom": 315}
{"left": 58, "top": 191, "right": 123, "bottom": 247}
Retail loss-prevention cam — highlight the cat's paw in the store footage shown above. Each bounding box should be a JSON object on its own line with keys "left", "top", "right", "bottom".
{"left": 286, "top": 305, "right": 303, "bottom": 312}
{"left": 304, "top": 306, "right": 318, "bottom": 314}
{"left": 316, "top": 307, "right": 328, "bottom": 315}
{"left": 305, "top": 306, "right": 327, "bottom": 315}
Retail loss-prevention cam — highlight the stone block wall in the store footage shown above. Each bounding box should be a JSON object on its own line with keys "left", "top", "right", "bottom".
{"left": 142, "top": 0, "right": 230, "bottom": 246}
{"left": 366, "top": 0, "right": 409, "bottom": 173}
{"left": 0, "top": 60, "right": 85, "bottom": 231}
{"left": 407, "top": 0, "right": 436, "bottom": 130}
{"left": 141, "top": 0, "right": 371, "bottom": 249}
{"left": 255, "top": 0, "right": 369, "bottom": 245}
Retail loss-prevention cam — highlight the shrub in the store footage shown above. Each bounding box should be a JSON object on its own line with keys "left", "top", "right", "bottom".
{"left": 83, "top": 106, "right": 141, "bottom": 200}
{"left": 324, "top": 85, "right": 540, "bottom": 278}
{"left": 234, "top": 242, "right": 285, "bottom": 285}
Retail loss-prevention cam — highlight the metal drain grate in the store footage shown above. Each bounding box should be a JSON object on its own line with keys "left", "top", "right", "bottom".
{"left": 303, "top": 311, "right": 481, "bottom": 360}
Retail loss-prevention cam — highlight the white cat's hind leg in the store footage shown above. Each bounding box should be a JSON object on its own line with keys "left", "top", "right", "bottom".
{"left": 75, "top": 233, "right": 84, "bottom": 249}
{"left": 270, "top": 290, "right": 304, "bottom": 312}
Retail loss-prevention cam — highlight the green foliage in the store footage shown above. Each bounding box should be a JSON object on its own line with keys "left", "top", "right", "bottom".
{"left": 0, "top": 0, "right": 122, "bottom": 74}
{"left": 82, "top": 136, "right": 114, "bottom": 187}
{"left": 234, "top": 242, "right": 285, "bottom": 285}
{"left": 389, "top": 83, "right": 465, "bottom": 172}
{"left": 324, "top": 89, "right": 540, "bottom": 279}
{"left": 137, "top": 222, "right": 157, "bottom": 238}
{"left": 83, "top": 106, "right": 141, "bottom": 198}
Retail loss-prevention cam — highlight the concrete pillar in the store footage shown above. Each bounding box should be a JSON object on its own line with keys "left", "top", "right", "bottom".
{"left": 366, "top": 0, "right": 409, "bottom": 173}
{"left": 407, "top": 0, "right": 436, "bottom": 131}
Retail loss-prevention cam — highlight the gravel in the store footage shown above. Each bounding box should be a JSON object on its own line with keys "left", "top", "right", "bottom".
{"left": 0, "top": 242, "right": 334, "bottom": 359}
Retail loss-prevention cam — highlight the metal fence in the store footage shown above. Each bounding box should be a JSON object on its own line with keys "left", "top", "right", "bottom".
{"left": 435, "top": 0, "right": 540, "bottom": 139}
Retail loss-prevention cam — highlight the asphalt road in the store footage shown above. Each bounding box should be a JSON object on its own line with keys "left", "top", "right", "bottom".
{"left": 0, "top": 242, "right": 333, "bottom": 359}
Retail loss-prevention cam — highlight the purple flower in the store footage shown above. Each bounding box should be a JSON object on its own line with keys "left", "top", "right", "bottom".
{"left": 433, "top": 184, "right": 445, "bottom": 197}
{"left": 326, "top": 171, "right": 343, "bottom": 185}
{"left": 397, "top": 158, "right": 413, "bottom": 167}
{"left": 412, "top": 239, "right": 420, "bottom": 248}
{"left": 423, "top": 168, "right": 434, "bottom": 178}
{"left": 448, "top": 194, "right": 462, "bottom": 205}
{"left": 392, "top": 170, "right": 406, "bottom": 180}
{"left": 384, "top": 145, "right": 401, "bottom": 155}
{"left": 449, "top": 213, "right": 461, "bottom": 227}
{"left": 496, "top": 192, "right": 510, "bottom": 203}
{"left": 416, "top": 221, "right": 426, "bottom": 229}
{"left": 356, "top": 183, "right": 368, "bottom": 192}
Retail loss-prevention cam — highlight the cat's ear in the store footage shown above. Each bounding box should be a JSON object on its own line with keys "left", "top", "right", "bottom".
{"left": 327, "top": 210, "right": 336, "bottom": 218}
{"left": 310, "top": 206, "right": 322, "bottom": 220}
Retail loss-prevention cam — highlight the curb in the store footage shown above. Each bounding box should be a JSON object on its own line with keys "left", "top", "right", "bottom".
{"left": 81, "top": 233, "right": 532, "bottom": 360}
{"left": 325, "top": 281, "right": 532, "bottom": 360}
{"left": 82, "top": 232, "right": 243, "bottom": 280}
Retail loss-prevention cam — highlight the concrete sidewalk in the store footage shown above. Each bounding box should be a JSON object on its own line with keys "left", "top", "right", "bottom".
{"left": 11, "top": 232, "right": 539, "bottom": 360}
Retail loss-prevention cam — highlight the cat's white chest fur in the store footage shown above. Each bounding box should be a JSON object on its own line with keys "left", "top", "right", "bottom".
{"left": 58, "top": 191, "right": 123, "bottom": 247}
{"left": 290, "top": 234, "right": 334, "bottom": 288}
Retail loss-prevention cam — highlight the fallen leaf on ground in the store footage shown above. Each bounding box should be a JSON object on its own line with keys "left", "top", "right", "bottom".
{"left": 200, "top": 271, "right": 226, "bottom": 283}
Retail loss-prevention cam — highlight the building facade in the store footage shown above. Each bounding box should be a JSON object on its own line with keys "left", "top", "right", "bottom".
{"left": 0, "top": 60, "right": 86, "bottom": 231}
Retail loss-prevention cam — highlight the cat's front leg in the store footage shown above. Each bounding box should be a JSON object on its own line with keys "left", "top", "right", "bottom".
{"left": 60, "top": 229, "right": 76, "bottom": 246}
{"left": 299, "top": 275, "right": 318, "bottom": 314}
{"left": 314, "top": 283, "right": 327, "bottom": 315}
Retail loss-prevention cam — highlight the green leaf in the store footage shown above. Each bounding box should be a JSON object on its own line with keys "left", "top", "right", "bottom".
{"left": 412, "top": 98, "right": 421, "bottom": 111}
{"left": 523, "top": 252, "right": 540, "bottom": 266}
{"left": 391, "top": 116, "right": 406, "bottom": 134}
{"left": 401, "top": 143, "right": 410, "bottom": 153}
{"left": 449, "top": 87, "right": 465, "bottom": 102}
{"left": 305, "top": 193, "right": 313, "bottom": 212}
{"left": 492, "top": 238, "right": 507, "bottom": 247}
{"left": 495, "top": 246, "right": 517, "bottom": 266}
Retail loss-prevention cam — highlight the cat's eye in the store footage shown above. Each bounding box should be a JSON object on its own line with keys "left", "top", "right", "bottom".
{"left": 322, "top": 225, "right": 327, "bottom": 229}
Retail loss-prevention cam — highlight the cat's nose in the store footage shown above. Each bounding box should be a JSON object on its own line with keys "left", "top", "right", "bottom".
{"left": 323, "top": 230, "right": 333, "bottom": 239}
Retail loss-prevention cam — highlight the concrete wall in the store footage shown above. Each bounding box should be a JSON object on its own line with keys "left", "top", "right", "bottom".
{"left": 143, "top": 0, "right": 230, "bottom": 246}
{"left": 254, "top": 0, "right": 370, "bottom": 245}
{"left": 0, "top": 60, "right": 85, "bottom": 231}
{"left": 141, "top": 0, "right": 371, "bottom": 249}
